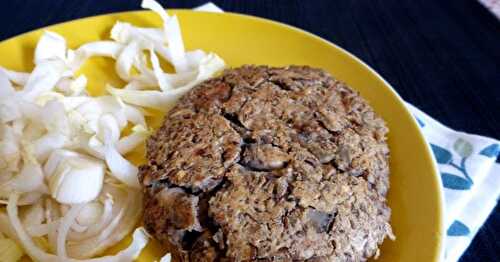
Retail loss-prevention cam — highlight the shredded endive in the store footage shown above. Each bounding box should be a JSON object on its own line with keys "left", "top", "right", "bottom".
{"left": 0, "top": 0, "right": 225, "bottom": 260}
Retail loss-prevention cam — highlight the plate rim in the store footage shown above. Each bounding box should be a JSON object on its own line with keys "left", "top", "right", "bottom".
{"left": 0, "top": 8, "right": 445, "bottom": 261}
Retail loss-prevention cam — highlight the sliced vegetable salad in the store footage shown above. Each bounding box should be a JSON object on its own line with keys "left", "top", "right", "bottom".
{"left": 0, "top": 0, "right": 225, "bottom": 261}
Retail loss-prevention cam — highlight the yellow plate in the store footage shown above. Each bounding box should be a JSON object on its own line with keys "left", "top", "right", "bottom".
{"left": 0, "top": 10, "right": 444, "bottom": 262}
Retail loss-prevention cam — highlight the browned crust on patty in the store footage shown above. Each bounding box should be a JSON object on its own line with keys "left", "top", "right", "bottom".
{"left": 140, "top": 65, "right": 394, "bottom": 262}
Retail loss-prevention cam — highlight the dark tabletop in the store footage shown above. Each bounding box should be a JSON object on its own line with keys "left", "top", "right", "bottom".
{"left": 0, "top": 0, "right": 498, "bottom": 261}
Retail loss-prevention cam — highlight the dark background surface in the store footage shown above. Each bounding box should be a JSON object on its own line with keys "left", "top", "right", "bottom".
{"left": 0, "top": 0, "right": 498, "bottom": 261}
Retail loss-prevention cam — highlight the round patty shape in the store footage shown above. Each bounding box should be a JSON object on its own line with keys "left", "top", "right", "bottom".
{"left": 140, "top": 65, "right": 394, "bottom": 261}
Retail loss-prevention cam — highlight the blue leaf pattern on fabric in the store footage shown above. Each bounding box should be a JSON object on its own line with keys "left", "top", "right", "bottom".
{"left": 431, "top": 144, "right": 452, "bottom": 164}
{"left": 416, "top": 116, "right": 425, "bottom": 127}
{"left": 479, "top": 144, "right": 500, "bottom": 158}
{"left": 405, "top": 103, "right": 499, "bottom": 260}
{"left": 453, "top": 138, "right": 473, "bottom": 158}
{"left": 441, "top": 172, "right": 472, "bottom": 190}
{"left": 447, "top": 220, "right": 470, "bottom": 236}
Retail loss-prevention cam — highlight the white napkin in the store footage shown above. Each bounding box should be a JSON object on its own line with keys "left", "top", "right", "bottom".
{"left": 478, "top": 0, "right": 500, "bottom": 19}
{"left": 194, "top": 3, "right": 500, "bottom": 261}
{"left": 406, "top": 103, "right": 500, "bottom": 262}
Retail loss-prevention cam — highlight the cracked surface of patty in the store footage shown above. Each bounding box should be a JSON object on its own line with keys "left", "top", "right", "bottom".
{"left": 140, "top": 65, "right": 394, "bottom": 261}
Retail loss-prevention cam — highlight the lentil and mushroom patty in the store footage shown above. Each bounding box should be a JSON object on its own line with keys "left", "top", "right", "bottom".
{"left": 139, "top": 65, "right": 394, "bottom": 261}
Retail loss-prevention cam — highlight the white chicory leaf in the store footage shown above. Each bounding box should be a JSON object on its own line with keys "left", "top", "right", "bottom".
{"left": 0, "top": 0, "right": 226, "bottom": 260}
{"left": 0, "top": 67, "right": 30, "bottom": 86}
{"left": 104, "top": 144, "right": 140, "bottom": 189}
{"left": 160, "top": 253, "right": 172, "bottom": 262}
{"left": 34, "top": 31, "right": 67, "bottom": 64}
{"left": 8, "top": 193, "right": 149, "bottom": 262}
{"left": 46, "top": 150, "right": 105, "bottom": 204}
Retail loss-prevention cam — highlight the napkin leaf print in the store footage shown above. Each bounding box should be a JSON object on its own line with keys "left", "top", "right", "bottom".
{"left": 431, "top": 140, "right": 474, "bottom": 190}
{"left": 479, "top": 144, "right": 500, "bottom": 158}
{"left": 441, "top": 172, "right": 472, "bottom": 190}
{"left": 453, "top": 138, "right": 473, "bottom": 158}
{"left": 447, "top": 220, "right": 470, "bottom": 236}
{"left": 431, "top": 144, "right": 452, "bottom": 164}
{"left": 415, "top": 116, "right": 425, "bottom": 127}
